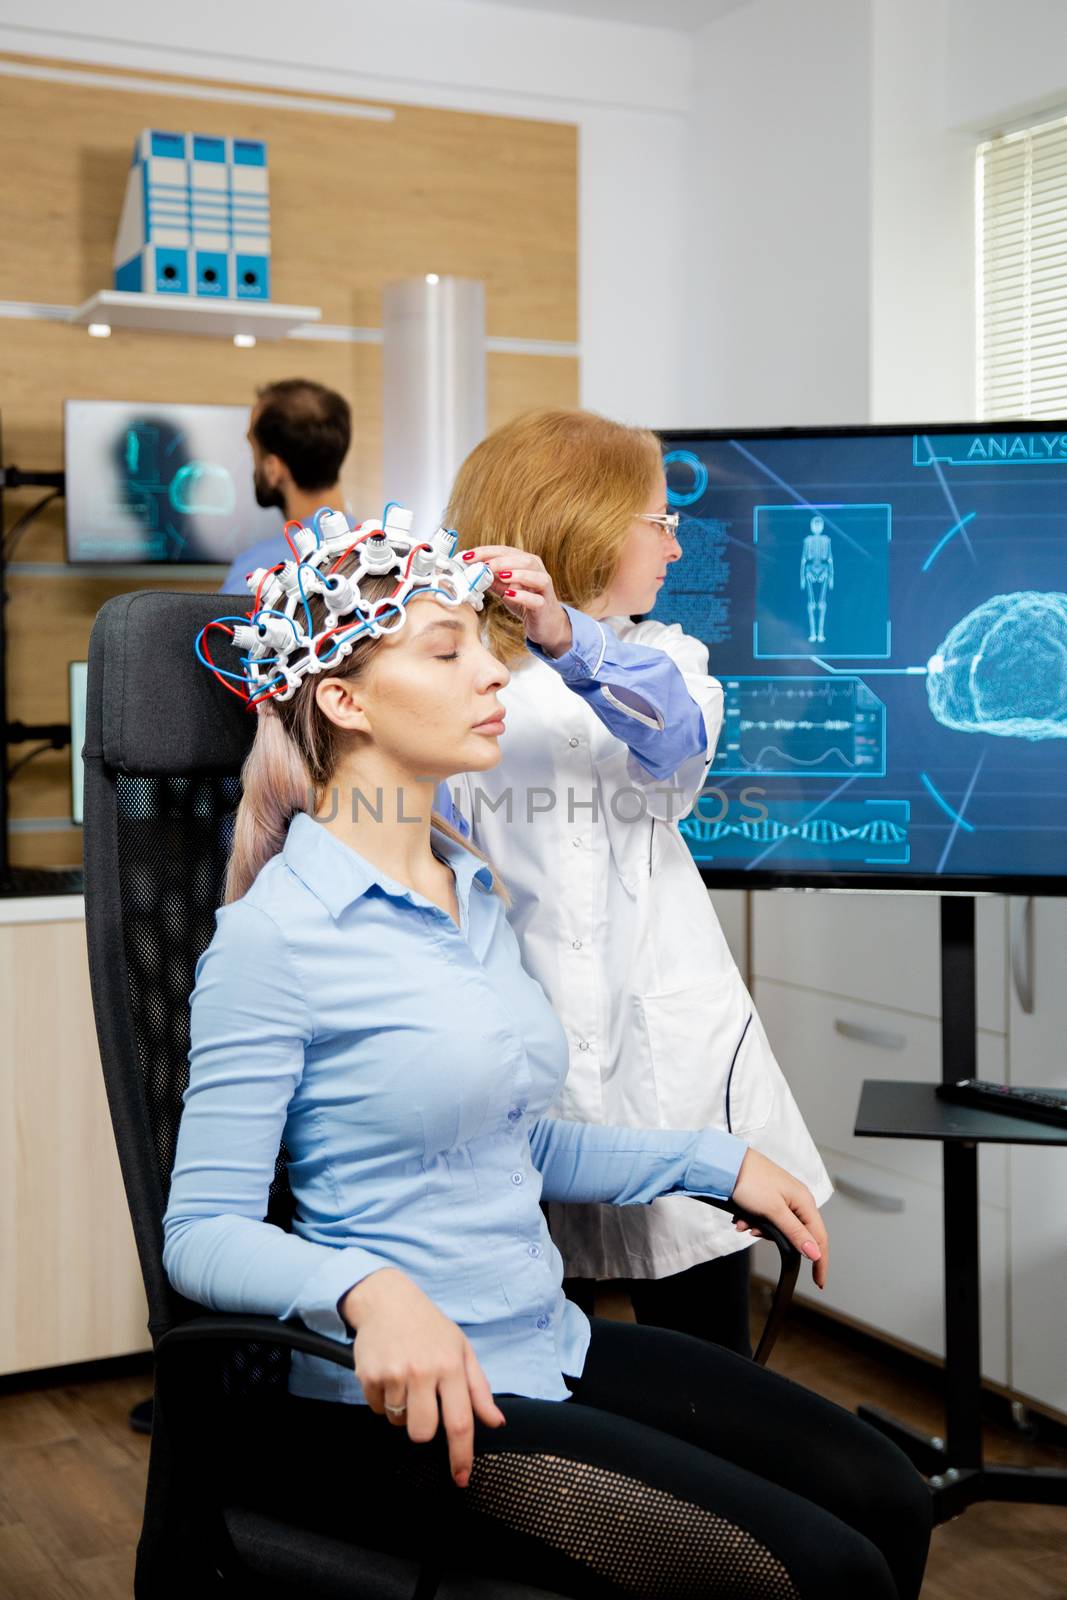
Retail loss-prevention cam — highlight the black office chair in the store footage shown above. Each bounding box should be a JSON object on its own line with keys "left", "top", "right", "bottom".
{"left": 82, "top": 590, "right": 801, "bottom": 1599}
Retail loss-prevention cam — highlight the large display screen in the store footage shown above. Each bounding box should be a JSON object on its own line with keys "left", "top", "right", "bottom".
{"left": 651, "top": 425, "right": 1067, "bottom": 892}
{"left": 64, "top": 400, "right": 282, "bottom": 563}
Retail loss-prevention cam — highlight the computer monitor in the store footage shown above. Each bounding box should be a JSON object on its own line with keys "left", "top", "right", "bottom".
{"left": 64, "top": 400, "right": 282, "bottom": 563}
{"left": 651, "top": 423, "right": 1067, "bottom": 894}
{"left": 69, "top": 661, "right": 87, "bottom": 826}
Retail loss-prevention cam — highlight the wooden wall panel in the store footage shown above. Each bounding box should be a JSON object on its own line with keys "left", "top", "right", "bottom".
{"left": 0, "top": 54, "right": 578, "bottom": 866}
{"left": 0, "top": 54, "right": 577, "bottom": 341}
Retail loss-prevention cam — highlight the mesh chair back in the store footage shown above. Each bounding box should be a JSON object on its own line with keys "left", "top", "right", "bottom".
{"left": 82, "top": 591, "right": 292, "bottom": 1340}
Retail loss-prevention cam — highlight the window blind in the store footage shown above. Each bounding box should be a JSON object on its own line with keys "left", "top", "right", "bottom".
{"left": 978, "top": 113, "right": 1067, "bottom": 420}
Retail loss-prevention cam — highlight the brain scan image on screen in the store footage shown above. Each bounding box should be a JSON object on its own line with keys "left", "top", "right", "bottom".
{"left": 65, "top": 400, "right": 282, "bottom": 563}
{"left": 927, "top": 591, "right": 1067, "bottom": 740}
{"left": 655, "top": 428, "right": 1067, "bottom": 884}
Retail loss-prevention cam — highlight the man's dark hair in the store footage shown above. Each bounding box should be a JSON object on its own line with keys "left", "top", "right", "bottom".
{"left": 251, "top": 379, "right": 351, "bottom": 489}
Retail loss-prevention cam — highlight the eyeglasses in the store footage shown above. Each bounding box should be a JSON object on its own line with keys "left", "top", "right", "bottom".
{"left": 637, "top": 510, "right": 681, "bottom": 541}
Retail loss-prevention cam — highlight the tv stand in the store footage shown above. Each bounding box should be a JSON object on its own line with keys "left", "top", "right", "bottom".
{"left": 854, "top": 895, "right": 1067, "bottom": 1524}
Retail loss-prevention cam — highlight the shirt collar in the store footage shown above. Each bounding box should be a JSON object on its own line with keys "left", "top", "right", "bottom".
{"left": 282, "top": 810, "right": 493, "bottom": 922}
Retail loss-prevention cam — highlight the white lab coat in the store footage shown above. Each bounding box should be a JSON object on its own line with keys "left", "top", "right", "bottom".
{"left": 455, "top": 615, "right": 833, "bottom": 1280}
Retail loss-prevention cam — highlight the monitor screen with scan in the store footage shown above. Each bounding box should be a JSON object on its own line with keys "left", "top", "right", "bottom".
{"left": 649, "top": 423, "right": 1067, "bottom": 894}
{"left": 64, "top": 400, "right": 282, "bottom": 563}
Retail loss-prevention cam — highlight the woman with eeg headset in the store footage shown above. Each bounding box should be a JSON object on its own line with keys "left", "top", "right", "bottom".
{"left": 167, "top": 534, "right": 929, "bottom": 1600}
{"left": 444, "top": 409, "right": 833, "bottom": 1355}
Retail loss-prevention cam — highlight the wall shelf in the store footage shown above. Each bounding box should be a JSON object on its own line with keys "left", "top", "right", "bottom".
{"left": 69, "top": 290, "right": 322, "bottom": 341}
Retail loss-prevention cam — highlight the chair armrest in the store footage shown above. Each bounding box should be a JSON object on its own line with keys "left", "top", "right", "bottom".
{"left": 156, "top": 1313, "right": 354, "bottom": 1370}
{"left": 155, "top": 1206, "right": 801, "bottom": 1377}
{"left": 692, "top": 1195, "right": 800, "bottom": 1366}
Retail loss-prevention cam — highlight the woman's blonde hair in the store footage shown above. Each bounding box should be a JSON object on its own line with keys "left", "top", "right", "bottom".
{"left": 223, "top": 562, "right": 505, "bottom": 904}
{"left": 444, "top": 408, "right": 662, "bottom": 667}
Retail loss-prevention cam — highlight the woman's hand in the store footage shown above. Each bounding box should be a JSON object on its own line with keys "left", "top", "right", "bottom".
{"left": 341, "top": 1268, "right": 506, "bottom": 1486}
{"left": 461, "top": 545, "right": 572, "bottom": 658}
{"left": 729, "top": 1148, "right": 829, "bottom": 1289}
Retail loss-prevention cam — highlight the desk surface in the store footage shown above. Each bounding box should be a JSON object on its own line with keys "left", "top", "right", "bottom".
{"left": 855, "top": 1079, "right": 1067, "bottom": 1146}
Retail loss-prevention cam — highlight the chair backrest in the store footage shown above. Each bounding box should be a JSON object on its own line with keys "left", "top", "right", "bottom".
{"left": 82, "top": 590, "right": 291, "bottom": 1341}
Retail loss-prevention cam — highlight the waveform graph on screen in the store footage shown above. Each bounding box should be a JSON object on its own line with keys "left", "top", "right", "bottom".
{"left": 680, "top": 798, "right": 911, "bottom": 868}
{"left": 713, "top": 676, "right": 886, "bottom": 778}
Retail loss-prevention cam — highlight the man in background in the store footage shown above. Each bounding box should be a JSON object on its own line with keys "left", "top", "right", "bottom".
{"left": 222, "top": 378, "right": 351, "bottom": 591}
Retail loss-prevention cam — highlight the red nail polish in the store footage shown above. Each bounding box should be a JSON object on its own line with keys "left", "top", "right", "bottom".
{"left": 505, "top": 588, "right": 516, "bottom": 597}
{"left": 498, "top": 570, "right": 512, "bottom": 578}
{"left": 462, "top": 551, "right": 475, "bottom": 561}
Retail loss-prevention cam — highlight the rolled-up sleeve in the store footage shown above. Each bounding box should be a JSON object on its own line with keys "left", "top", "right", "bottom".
{"left": 527, "top": 605, "right": 724, "bottom": 820}
{"left": 527, "top": 1117, "right": 746, "bottom": 1207}
{"left": 162, "top": 900, "right": 387, "bottom": 1342}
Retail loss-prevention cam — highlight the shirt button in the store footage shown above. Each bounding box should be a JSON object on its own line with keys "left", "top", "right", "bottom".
{"left": 507, "top": 1108, "right": 522, "bottom": 1123}
{"left": 528, "top": 1244, "right": 542, "bottom": 1258}
{"left": 577, "top": 1039, "right": 590, "bottom": 1052}
{"left": 568, "top": 737, "right": 580, "bottom": 748}
{"left": 571, "top": 939, "right": 583, "bottom": 950}
{"left": 572, "top": 838, "right": 582, "bottom": 849}
{"left": 536, "top": 1315, "right": 550, "bottom": 1330}
{"left": 511, "top": 1172, "right": 524, "bottom": 1186}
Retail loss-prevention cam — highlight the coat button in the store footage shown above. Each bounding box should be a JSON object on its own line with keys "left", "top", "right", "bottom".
{"left": 571, "top": 939, "right": 582, "bottom": 950}
{"left": 507, "top": 1108, "right": 521, "bottom": 1123}
{"left": 577, "top": 1039, "right": 590, "bottom": 1052}
{"left": 536, "top": 1315, "right": 550, "bottom": 1330}
{"left": 511, "top": 1172, "right": 524, "bottom": 1185}
{"left": 528, "top": 1244, "right": 542, "bottom": 1258}
{"left": 568, "top": 737, "right": 580, "bottom": 748}
{"left": 572, "top": 838, "right": 582, "bottom": 848}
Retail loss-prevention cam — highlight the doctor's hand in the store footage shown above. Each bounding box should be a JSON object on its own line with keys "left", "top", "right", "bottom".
{"left": 341, "top": 1268, "right": 506, "bottom": 1487}
{"left": 460, "top": 545, "right": 573, "bottom": 658}
{"left": 729, "top": 1148, "right": 829, "bottom": 1290}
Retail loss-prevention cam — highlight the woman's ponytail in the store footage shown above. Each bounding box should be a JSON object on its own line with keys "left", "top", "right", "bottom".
{"left": 224, "top": 708, "right": 313, "bottom": 904}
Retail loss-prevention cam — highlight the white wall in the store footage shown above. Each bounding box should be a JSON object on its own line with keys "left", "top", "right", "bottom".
{"left": 869, "top": 0, "right": 975, "bottom": 422}
{"left": 946, "top": 0, "right": 1067, "bottom": 132}
{"left": 679, "top": 0, "right": 872, "bottom": 429}
{"left": 0, "top": 0, "right": 692, "bottom": 424}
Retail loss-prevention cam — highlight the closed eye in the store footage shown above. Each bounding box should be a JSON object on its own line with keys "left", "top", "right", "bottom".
{"left": 436, "top": 651, "right": 460, "bottom": 661}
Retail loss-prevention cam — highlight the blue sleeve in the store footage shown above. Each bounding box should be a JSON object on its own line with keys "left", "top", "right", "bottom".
{"left": 527, "top": 1117, "right": 746, "bottom": 1206}
{"left": 220, "top": 557, "right": 248, "bottom": 594}
{"left": 526, "top": 605, "right": 707, "bottom": 782}
{"left": 162, "top": 899, "right": 389, "bottom": 1342}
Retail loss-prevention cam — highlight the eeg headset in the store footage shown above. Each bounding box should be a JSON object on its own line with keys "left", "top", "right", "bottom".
{"left": 195, "top": 503, "right": 494, "bottom": 709}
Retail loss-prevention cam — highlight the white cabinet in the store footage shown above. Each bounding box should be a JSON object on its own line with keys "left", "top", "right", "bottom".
{"left": 751, "top": 889, "right": 1007, "bottom": 1031}
{"left": 709, "top": 888, "right": 747, "bottom": 978}
{"left": 745, "top": 888, "right": 1062, "bottom": 1402}
{"left": 0, "top": 908, "right": 149, "bottom": 1376}
{"left": 1006, "top": 896, "right": 1067, "bottom": 1414}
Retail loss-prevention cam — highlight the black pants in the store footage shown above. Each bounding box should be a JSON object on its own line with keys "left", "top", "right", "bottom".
{"left": 258, "top": 1318, "right": 930, "bottom": 1600}
{"left": 564, "top": 1249, "right": 753, "bottom": 1358}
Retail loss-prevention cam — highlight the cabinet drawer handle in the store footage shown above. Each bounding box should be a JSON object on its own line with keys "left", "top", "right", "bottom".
{"left": 832, "top": 1175, "right": 905, "bottom": 1213}
{"left": 833, "top": 1018, "right": 906, "bottom": 1051}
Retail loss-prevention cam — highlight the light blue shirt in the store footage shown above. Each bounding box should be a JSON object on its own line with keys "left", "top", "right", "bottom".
{"left": 162, "top": 812, "right": 747, "bottom": 1404}
{"left": 221, "top": 533, "right": 291, "bottom": 594}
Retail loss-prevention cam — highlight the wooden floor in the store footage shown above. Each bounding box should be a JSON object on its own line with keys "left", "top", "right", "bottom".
{"left": 0, "top": 1304, "right": 1065, "bottom": 1599}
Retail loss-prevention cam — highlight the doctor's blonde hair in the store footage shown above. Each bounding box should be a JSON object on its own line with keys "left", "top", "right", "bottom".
{"left": 445, "top": 409, "right": 662, "bottom": 668}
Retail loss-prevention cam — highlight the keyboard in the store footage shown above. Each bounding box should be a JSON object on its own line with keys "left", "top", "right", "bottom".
{"left": 0, "top": 865, "right": 84, "bottom": 898}
{"left": 936, "top": 1078, "right": 1067, "bottom": 1130}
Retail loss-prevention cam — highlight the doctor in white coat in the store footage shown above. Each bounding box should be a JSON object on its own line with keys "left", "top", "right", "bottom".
{"left": 444, "top": 409, "right": 832, "bottom": 1354}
